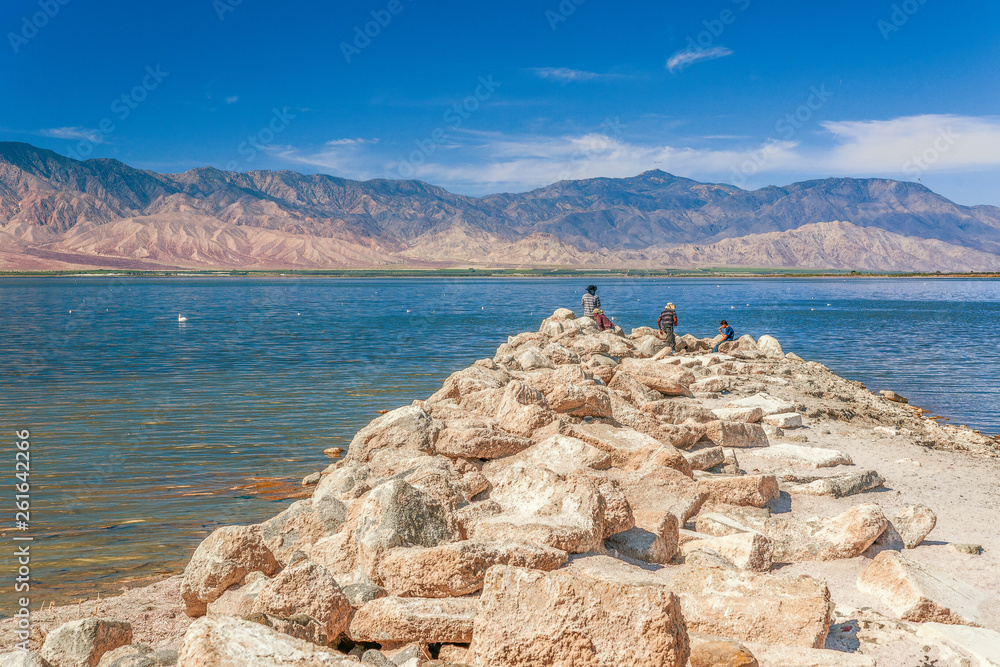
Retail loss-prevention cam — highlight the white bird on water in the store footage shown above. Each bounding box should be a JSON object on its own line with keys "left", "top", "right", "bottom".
{"left": 178, "top": 314, "right": 188, "bottom": 322}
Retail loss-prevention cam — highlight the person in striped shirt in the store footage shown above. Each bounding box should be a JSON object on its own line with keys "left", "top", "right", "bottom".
{"left": 581, "top": 285, "right": 601, "bottom": 317}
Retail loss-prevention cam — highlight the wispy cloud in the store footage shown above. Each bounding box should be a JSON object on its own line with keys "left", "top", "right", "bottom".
{"left": 272, "top": 115, "right": 1000, "bottom": 196}
{"left": 665, "top": 46, "right": 733, "bottom": 73}
{"left": 225, "top": 96, "right": 239, "bottom": 104}
{"left": 39, "top": 126, "right": 102, "bottom": 142}
{"left": 530, "top": 67, "right": 601, "bottom": 82}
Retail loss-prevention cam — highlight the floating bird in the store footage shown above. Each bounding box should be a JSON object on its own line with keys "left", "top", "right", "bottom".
{"left": 178, "top": 314, "right": 188, "bottom": 322}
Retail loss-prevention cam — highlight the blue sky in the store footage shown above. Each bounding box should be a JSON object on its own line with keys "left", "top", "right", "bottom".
{"left": 2, "top": 0, "right": 999, "bottom": 204}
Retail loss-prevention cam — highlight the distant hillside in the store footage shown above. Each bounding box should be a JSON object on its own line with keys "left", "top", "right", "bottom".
{"left": 1, "top": 141, "right": 998, "bottom": 271}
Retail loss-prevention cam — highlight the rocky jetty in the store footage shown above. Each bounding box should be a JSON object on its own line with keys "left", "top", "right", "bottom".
{"left": 4, "top": 310, "right": 1000, "bottom": 666}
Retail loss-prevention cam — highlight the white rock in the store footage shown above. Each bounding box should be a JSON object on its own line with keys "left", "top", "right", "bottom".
{"left": 725, "top": 393, "right": 795, "bottom": 417}
{"left": 914, "top": 623, "right": 1000, "bottom": 666}
{"left": 761, "top": 412, "right": 803, "bottom": 428}
{"left": 752, "top": 444, "right": 853, "bottom": 468}
{"left": 711, "top": 407, "right": 764, "bottom": 423}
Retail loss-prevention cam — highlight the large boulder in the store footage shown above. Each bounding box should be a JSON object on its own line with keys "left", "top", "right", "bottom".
{"left": 345, "top": 406, "right": 441, "bottom": 463}
{"left": 250, "top": 560, "right": 352, "bottom": 645}
{"left": 608, "top": 371, "right": 663, "bottom": 406}
{"left": 640, "top": 399, "right": 718, "bottom": 424}
{"left": 605, "top": 509, "right": 679, "bottom": 564}
{"left": 669, "top": 566, "right": 832, "bottom": 648}
{"left": 39, "top": 619, "right": 132, "bottom": 667}
{"left": 697, "top": 474, "right": 779, "bottom": 508}
{"left": 857, "top": 551, "right": 990, "bottom": 626}
{"left": 545, "top": 383, "right": 613, "bottom": 417}
{"left": 469, "top": 464, "right": 608, "bottom": 553}
{"left": 679, "top": 530, "right": 774, "bottom": 572}
{"left": 494, "top": 380, "right": 555, "bottom": 437}
{"left": 759, "top": 504, "right": 888, "bottom": 562}
{"left": 258, "top": 494, "right": 347, "bottom": 563}
{"left": 613, "top": 465, "right": 707, "bottom": 525}
{"left": 355, "top": 479, "right": 458, "bottom": 583}
{"left": 178, "top": 615, "right": 353, "bottom": 666}
{"left": 376, "top": 541, "right": 567, "bottom": 597}
{"left": 725, "top": 393, "right": 795, "bottom": 417}
{"left": 559, "top": 421, "right": 691, "bottom": 473}
{"left": 181, "top": 525, "right": 280, "bottom": 617}
{"left": 891, "top": 504, "right": 937, "bottom": 548}
{"left": 752, "top": 444, "right": 852, "bottom": 468}
{"left": 756, "top": 335, "right": 784, "bottom": 359}
{"left": 711, "top": 407, "right": 764, "bottom": 423}
{"left": 348, "top": 596, "right": 479, "bottom": 643}
{"left": 780, "top": 470, "right": 885, "bottom": 498}
{"left": 434, "top": 418, "right": 534, "bottom": 460}
{"left": 471, "top": 557, "right": 690, "bottom": 667}
{"left": 482, "top": 435, "right": 611, "bottom": 478}
{"left": 701, "top": 421, "right": 769, "bottom": 448}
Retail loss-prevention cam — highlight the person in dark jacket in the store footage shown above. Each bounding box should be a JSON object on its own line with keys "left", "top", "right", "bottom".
{"left": 657, "top": 302, "right": 678, "bottom": 352}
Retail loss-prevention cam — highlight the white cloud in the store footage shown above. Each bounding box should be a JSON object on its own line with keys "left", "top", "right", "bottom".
{"left": 39, "top": 126, "right": 101, "bottom": 142}
{"left": 665, "top": 46, "right": 733, "bottom": 73}
{"left": 225, "top": 96, "right": 239, "bottom": 104}
{"left": 530, "top": 67, "right": 601, "bottom": 82}
{"left": 272, "top": 115, "right": 1000, "bottom": 196}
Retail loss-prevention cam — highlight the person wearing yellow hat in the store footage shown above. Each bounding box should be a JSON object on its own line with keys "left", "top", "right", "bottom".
{"left": 657, "top": 302, "right": 678, "bottom": 352}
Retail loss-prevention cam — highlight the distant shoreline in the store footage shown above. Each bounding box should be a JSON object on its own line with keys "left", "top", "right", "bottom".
{"left": 2, "top": 268, "right": 1000, "bottom": 279}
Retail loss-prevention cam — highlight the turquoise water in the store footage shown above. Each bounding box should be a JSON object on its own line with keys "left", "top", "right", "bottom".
{"left": 0, "top": 276, "right": 998, "bottom": 607}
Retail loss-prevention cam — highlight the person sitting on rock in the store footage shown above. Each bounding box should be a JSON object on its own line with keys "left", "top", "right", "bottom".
{"left": 657, "top": 302, "right": 678, "bottom": 352}
{"left": 593, "top": 308, "right": 615, "bottom": 332}
{"left": 712, "top": 319, "right": 735, "bottom": 352}
{"left": 581, "top": 285, "right": 601, "bottom": 318}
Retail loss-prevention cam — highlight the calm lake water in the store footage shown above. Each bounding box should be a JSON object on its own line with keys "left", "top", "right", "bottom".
{"left": 0, "top": 276, "right": 998, "bottom": 609}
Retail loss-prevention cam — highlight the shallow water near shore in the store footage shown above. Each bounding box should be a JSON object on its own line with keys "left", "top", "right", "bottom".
{"left": 0, "top": 276, "right": 998, "bottom": 610}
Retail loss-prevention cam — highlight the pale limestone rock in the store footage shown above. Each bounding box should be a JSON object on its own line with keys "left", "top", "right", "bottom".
{"left": 605, "top": 510, "right": 679, "bottom": 564}
{"left": 697, "top": 474, "right": 779, "bottom": 508}
{"left": 0, "top": 652, "right": 47, "bottom": 667}
{"left": 607, "top": 370, "right": 662, "bottom": 406}
{"left": 612, "top": 464, "right": 707, "bottom": 525}
{"left": 258, "top": 494, "right": 346, "bottom": 562}
{"left": 96, "top": 644, "right": 177, "bottom": 667}
{"left": 181, "top": 525, "right": 279, "bottom": 617}
{"left": 743, "top": 643, "right": 875, "bottom": 666}
{"left": 762, "top": 504, "right": 887, "bottom": 562}
{"left": 857, "top": 551, "right": 989, "bottom": 626}
{"left": 618, "top": 358, "right": 696, "bottom": 394}
{"left": 761, "top": 412, "right": 802, "bottom": 428}
{"left": 683, "top": 446, "right": 725, "bottom": 471}
{"left": 669, "top": 566, "right": 831, "bottom": 648}
{"left": 892, "top": 504, "right": 937, "bottom": 548}
{"left": 725, "top": 393, "right": 795, "bottom": 417}
{"left": 608, "top": 391, "right": 707, "bottom": 449}
{"left": 428, "top": 365, "right": 510, "bottom": 403}
{"left": 39, "top": 619, "right": 132, "bottom": 667}
{"left": 752, "top": 444, "right": 852, "bottom": 468}
{"left": 640, "top": 399, "right": 717, "bottom": 424}
{"left": 469, "top": 464, "right": 606, "bottom": 553}
{"left": 250, "top": 560, "right": 352, "bottom": 644}
{"left": 178, "top": 616, "right": 353, "bottom": 666}
{"left": 376, "top": 541, "right": 567, "bottom": 597}
{"left": 679, "top": 530, "right": 774, "bottom": 571}
{"left": 710, "top": 407, "right": 764, "bottom": 424}
{"left": 690, "top": 377, "right": 728, "bottom": 394}
{"left": 512, "top": 347, "right": 556, "bottom": 371}
{"left": 355, "top": 479, "right": 458, "bottom": 582}
{"left": 436, "top": 645, "right": 471, "bottom": 664}
{"left": 914, "top": 623, "right": 1000, "bottom": 666}
{"left": 472, "top": 557, "right": 690, "bottom": 667}
{"left": 635, "top": 334, "right": 667, "bottom": 357}
{"left": 780, "top": 470, "right": 884, "bottom": 497}
{"left": 693, "top": 512, "right": 763, "bottom": 538}
{"left": 880, "top": 390, "right": 908, "bottom": 403}
{"left": 688, "top": 634, "right": 758, "bottom": 667}
{"left": 755, "top": 335, "right": 784, "bottom": 359}
{"left": 306, "top": 530, "right": 357, "bottom": 583}
{"left": 573, "top": 470, "right": 635, "bottom": 537}
{"left": 702, "top": 420, "right": 769, "bottom": 448}
{"left": 348, "top": 597, "right": 478, "bottom": 644}
{"left": 434, "top": 418, "right": 534, "bottom": 459}
{"left": 541, "top": 341, "right": 581, "bottom": 365}
{"left": 482, "top": 435, "right": 610, "bottom": 478}
{"left": 345, "top": 406, "right": 441, "bottom": 463}
{"left": 493, "top": 380, "right": 554, "bottom": 437}
{"left": 559, "top": 421, "right": 691, "bottom": 474}
{"left": 206, "top": 570, "right": 268, "bottom": 617}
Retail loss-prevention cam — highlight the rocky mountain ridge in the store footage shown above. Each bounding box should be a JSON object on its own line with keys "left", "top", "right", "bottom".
{"left": 2, "top": 141, "right": 999, "bottom": 271}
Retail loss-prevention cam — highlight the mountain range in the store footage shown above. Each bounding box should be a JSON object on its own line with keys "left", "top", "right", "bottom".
{"left": 1, "top": 141, "right": 999, "bottom": 272}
